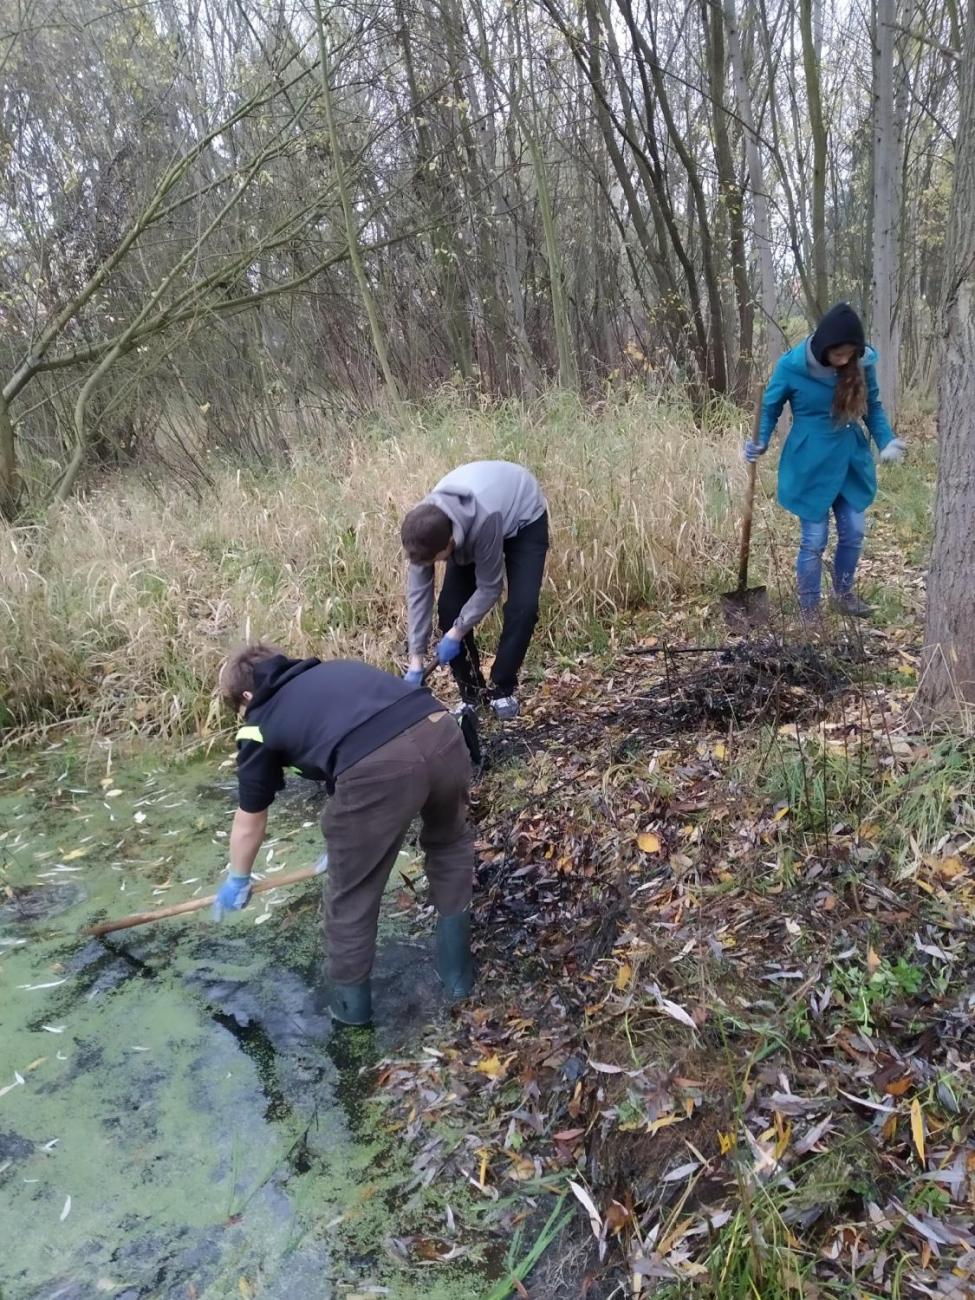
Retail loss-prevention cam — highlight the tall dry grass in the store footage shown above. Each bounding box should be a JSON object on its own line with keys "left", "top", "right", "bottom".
{"left": 0, "top": 392, "right": 746, "bottom": 736}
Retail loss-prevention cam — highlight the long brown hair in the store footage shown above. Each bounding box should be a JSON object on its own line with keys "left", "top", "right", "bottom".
{"left": 832, "top": 358, "right": 867, "bottom": 423}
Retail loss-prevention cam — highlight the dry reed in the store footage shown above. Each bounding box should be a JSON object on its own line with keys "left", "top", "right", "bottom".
{"left": 0, "top": 392, "right": 744, "bottom": 736}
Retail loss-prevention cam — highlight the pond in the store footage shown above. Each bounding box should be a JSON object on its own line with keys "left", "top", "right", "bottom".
{"left": 0, "top": 741, "right": 488, "bottom": 1299}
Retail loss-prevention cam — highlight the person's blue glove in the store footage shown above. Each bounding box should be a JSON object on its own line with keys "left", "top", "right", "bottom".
{"left": 879, "top": 437, "right": 906, "bottom": 463}
{"left": 403, "top": 668, "right": 424, "bottom": 685}
{"left": 743, "top": 440, "right": 766, "bottom": 464}
{"left": 436, "top": 634, "right": 462, "bottom": 665}
{"left": 213, "top": 873, "right": 252, "bottom": 920}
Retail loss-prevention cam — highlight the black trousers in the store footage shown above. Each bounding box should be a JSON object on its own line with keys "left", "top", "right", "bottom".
{"left": 438, "top": 512, "right": 549, "bottom": 702}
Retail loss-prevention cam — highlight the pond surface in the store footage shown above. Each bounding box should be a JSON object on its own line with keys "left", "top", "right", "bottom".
{"left": 0, "top": 742, "right": 486, "bottom": 1299}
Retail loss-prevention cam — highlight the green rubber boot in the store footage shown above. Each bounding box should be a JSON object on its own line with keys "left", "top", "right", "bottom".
{"left": 435, "top": 910, "right": 474, "bottom": 1000}
{"left": 329, "top": 980, "right": 372, "bottom": 1026}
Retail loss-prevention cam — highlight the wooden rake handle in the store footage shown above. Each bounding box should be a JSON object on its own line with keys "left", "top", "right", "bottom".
{"left": 83, "top": 864, "right": 323, "bottom": 938}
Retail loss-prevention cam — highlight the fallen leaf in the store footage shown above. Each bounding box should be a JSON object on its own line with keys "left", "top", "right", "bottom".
{"left": 568, "top": 1180, "right": 602, "bottom": 1239}
{"left": 655, "top": 995, "right": 698, "bottom": 1032}
{"left": 911, "top": 1097, "right": 926, "bottom": 1165}
{"left": 61, "top": 847, "right": 87, "bottom": 862}
{"left": 867, "top": 944, "right": 882, "bottom": 975}
{"left": 637, "top": 831, "right": 661, "bottom": 854}
{"left": 615, "top": 962, "right": 633, "bottom": 990}
{"left": 935, "top": 855, "right": 965, "bottom": 880}
{"left": 476, "top": 1054, "right": 504, "bottom": 1079}
{"left": 883, "top": 1076, "right": 913, "bottom": 1097}
{"left": 662, "top": 1160, "right": 701, "bottom": 1182}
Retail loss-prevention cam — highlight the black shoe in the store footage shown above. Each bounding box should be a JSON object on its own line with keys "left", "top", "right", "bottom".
{"left": 831, "top": 591, "right": 873, "bottom": 617}
{"left": 435, "top": 910, "right": 474, "bottom": 999}
{"left": 329, "top": 980, "right": 372, "bottom": 1025}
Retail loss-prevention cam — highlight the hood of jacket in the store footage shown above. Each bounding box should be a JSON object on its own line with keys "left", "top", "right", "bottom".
{"left": 246, "top": 655, "right": 321, "bottom": 712}
{"left": 810, "top": 301, "right": 866, "bottom": 363}
{"left": 425, "top": 486, "right": 479, "bottom": 549}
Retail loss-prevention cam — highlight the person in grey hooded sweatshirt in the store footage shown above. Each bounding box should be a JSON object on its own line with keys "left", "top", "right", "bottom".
{"left": 401, "top": 461, "right": 549, "bottom": 719}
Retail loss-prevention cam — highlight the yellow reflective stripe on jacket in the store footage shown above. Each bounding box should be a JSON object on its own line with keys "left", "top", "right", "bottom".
{"left": 236, "top": 725, "right": 264, "bottom": 744}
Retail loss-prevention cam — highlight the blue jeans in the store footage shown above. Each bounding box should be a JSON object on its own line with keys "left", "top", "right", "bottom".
{"left": 797, "top": 497, "right": 867, "bottom": 610}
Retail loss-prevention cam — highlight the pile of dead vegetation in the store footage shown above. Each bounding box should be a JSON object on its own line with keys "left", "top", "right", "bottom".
{"left": 371, "top": 636, "right": 975, "bottom": 1297}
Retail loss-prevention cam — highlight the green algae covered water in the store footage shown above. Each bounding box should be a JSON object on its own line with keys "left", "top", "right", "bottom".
{"left": 0, "top": 742, "right": 488, "bottom": 1299}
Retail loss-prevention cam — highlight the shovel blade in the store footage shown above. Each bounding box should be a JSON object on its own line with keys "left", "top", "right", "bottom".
{"left": 720, "top": 585, "right": 770, "bottom": 630}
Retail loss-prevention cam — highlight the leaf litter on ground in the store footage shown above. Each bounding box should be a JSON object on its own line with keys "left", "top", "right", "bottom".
{"left": 368, "top": 623, "right": 975, "bottom": 1295}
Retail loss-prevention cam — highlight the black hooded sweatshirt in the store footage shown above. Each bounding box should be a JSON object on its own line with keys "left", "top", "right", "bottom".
{"left": 809, "top": 302, "right": 866, "bottom": 365}
{"left": 235, "top": 656, "right": 439, "bottom": 812}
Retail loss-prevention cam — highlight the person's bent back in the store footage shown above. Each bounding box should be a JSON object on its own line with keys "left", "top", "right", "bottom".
{"left": 400, "top": 461, "right": 549, "bottom": 720}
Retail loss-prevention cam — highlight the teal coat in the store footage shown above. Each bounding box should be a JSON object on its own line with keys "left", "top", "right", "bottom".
{"left": 757, "top": 340, "right": 895, "bottom": 520}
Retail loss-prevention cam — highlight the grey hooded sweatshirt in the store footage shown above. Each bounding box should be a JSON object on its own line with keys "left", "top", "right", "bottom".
{"left": 406, "top": 461, "right": 547, "bottom": 656}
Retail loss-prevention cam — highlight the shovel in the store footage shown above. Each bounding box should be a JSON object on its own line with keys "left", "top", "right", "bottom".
{"left": 721, "top": 418, "right": 770, "bottom": 629}
{"left": 83, "top": 855, "right": 330, "bottom": 938}
{"left": 420, "top": 658, "right": 482, "bottom": 768}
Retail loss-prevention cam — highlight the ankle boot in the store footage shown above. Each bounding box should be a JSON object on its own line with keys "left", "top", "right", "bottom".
{"left": 329, "top": 980, "right": 372, "bottom": 1026}
{"left": 435, "top": 910, "right": 474, "bottom": 999}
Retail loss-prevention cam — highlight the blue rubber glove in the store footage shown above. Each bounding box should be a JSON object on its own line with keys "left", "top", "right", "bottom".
{"left": 403, "top": 668, "right": 424, "bottom": 685}
{"left": 743, "top": 440, "right": 766, "bottom": 464}
{"left": 436, "top": 634, "right": 462, "bottom": 665}
{"left": 213, "top": 873, "right": 252, "bottom": 920}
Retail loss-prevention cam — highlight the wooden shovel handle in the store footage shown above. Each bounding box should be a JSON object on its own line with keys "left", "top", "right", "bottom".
{"left": 737, "top": 403, "right": 764, "bottom": 593}
{"left": 83, "top": 864, "right": 322, "bottom": 938}
{"left": 737, "top": 459, "right": 758, "bottom": 593}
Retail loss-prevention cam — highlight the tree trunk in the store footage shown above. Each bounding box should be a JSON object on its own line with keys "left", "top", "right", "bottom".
{"left": 702, "top": 0, "right": 753, "bottom": 396}
{"left": 724, "top": 0, "right": 786, "bottom": 372}
{"left": 799, "top": 0, "right": 829, "bottom": 315}
{"left": 871, "top": 0, "right": 902, "bottom": 417}
{"left": 314, "top": 0, "right": 401, "bottom": 404}
{"left": 916, "top": 10, "right": 975, "bottom": 722}
{"left": 0, "top": 391, "right": 18, "bottom": 519}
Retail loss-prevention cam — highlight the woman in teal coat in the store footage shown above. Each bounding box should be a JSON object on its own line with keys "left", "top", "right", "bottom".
{"left": 745, "top": 302, "right": 905, "bottom": 616}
